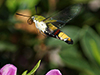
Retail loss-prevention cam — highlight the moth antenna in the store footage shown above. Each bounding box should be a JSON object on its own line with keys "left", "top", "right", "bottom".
{"left": 16, "top": 13, "right": 31, "bottom": 17}
{"left": 35, "top": 6, "right": 37, "bottom": 15}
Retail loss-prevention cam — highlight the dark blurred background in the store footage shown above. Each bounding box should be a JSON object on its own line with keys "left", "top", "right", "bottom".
{"left": 0, "top": 0, "right": 100, "bottom": 75}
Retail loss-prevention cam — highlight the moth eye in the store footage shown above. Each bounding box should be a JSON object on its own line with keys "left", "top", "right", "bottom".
{"left": 27, "top": 18, "right": 33, "bottom": 25}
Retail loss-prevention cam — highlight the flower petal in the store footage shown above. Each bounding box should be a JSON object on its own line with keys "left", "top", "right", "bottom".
{"left": 0, "top": 64, "right": 17, "bottom": 75}
{"left": 46, "top": 69, "right": 62, "bottom": 75}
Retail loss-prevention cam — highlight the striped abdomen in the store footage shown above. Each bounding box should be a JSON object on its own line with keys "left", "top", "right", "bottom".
{"left": 52, "top": 29, "right": 73, "bottom": 44}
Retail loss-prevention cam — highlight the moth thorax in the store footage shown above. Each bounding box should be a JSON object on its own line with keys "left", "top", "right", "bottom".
{"left": 34, "top": 20, "right": 47, "bottom": 32}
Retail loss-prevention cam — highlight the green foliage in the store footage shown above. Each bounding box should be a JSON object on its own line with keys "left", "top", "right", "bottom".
{"left": 47, "top": 25, "right": 100, "bottom": 74}
{"left": 6, "top": 0, "right": 40, "bottom": 12}
{"left": 22, "top": 60, "right": 41, "bottom": 75}
{"left": 0, "top": 41, "right": 17, "bottom": 51}
{"left": 22, "top": 70, "right": 28, "bottom": 75}
{"left": 80, "top": 26, "right": 100, "bottom": 66}
{"left": 47, "top": 26, "right": 100, "bottom": 75}
{"left": 0, "top": 0, "right": 100, "bottom": 75}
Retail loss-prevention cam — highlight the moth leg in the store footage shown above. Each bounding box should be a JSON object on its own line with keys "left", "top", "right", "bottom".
{"left": 40, "top": 30, "right": 47, "bottom": 37}
{"left": 44, "top": 31, "right": 55, "bottom": 38}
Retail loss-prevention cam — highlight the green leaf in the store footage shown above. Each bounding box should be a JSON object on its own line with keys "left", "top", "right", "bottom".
{"left": 95, "top": 23, "right": 100, "bottom": 34}
{"left": 60, "top": 46, "right": 100, "bottom": 75}
{"left": 80, "top": 26, "right": 100, "bottom": 66}
{"left": 27, "top": 60, "right": 41, "bottom": 75}
{"left": 6, "top": 0, "right": 17, "bottom": 12}
{"left": 79, "top": 72, "right": 91, "bottom": 75}
{"left": 18, "top": 0, "right": 40, "bottom": 9}
{"left": 60, "top": 47, "right": 90, "bottom": 70}
{"left": 0, "top": 41, "right": 17, "bottom": 52}
{"left": 22, "top": 70, "right": 28, "bottom": 75}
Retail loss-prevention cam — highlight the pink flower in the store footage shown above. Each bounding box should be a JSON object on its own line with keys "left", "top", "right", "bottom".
{"left": 46, "top": 69, "right": 62, "bottom": 75}
{"left": 0, "top": 64, "right": 17, "bottom": 75}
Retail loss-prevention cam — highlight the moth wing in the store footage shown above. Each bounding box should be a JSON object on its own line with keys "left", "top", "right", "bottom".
{"left": 49, "top": 4, "right": 82, "bottom": 28}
